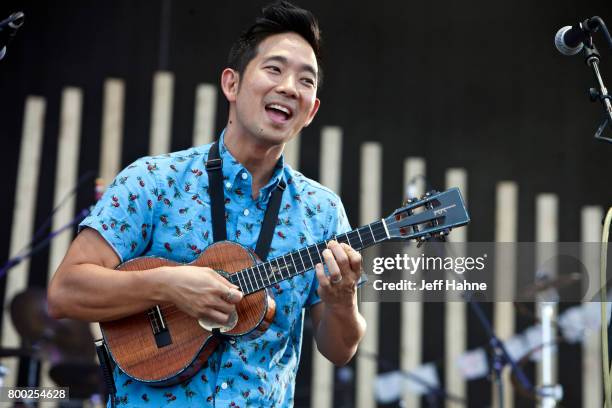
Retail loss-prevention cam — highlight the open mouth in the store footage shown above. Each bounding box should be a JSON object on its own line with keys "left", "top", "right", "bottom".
{"left": 265, "top": 103, "right": 293, "bottom": 123}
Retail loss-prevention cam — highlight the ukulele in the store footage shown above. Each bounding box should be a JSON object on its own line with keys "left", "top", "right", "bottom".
{"left": 100, "top": 188, "right": 469, "bottom": 386}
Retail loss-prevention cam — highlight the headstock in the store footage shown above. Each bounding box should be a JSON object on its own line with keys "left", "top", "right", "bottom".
{"left": 384, "top": 187, "right": 470, "bottom": 243}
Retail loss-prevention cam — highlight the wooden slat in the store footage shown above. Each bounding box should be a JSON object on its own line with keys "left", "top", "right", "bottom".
{"left": 284, "top": 133, "right": 300, "bottom": 170}
{"left": 47, "top": 87, "right": 83, "bottom": 280}
{"left": 100, "top": 79, "right": 125, "bottom": 183}
{"left": 318, "top": 126, "right": 342, "bottom": 193}
{"left": 43, "top": 88, "right": 84, "bottom": 393}
{"left": 444, "top": 168, "right": 468, "bottom": 408}
{"left": 192, "top": 84, "right": 217, "bottom": 147}
{"left": 581, "top": 206, "right": 603, "bottom": 408}
{"left": 90, "top": 78, "right": 126, "bottom": 343}
{"left": 310, "top": 126, "right": 343, "bottom": 408}
{"left": 2, "top": 97, "right": 46, "bottom": 387}
{"left": 356, "top": 142, "right": 382, "bottom": 408}
{"left": 535, "top": 194, "right": 558, "bottom": 408}
{"left": 492, "top": 182, "right": 518, "bottom": 408}
{"left": 149, "top": 71, "right": 174, "bottom": 156}
{"left": 401, "top": 157, "right": 426, "bottom": 408}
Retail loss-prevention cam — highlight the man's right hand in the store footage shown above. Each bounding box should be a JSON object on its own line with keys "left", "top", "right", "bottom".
{"left": 161, "top": 266, "right": 243, "bottom": 326}
{"left": 48, "top": 228, "right": 243, "bottom": 324}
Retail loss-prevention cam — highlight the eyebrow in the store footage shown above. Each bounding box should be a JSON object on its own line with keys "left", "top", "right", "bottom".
{"left": 262, "top": 55, "right": 318, "bottom": 79}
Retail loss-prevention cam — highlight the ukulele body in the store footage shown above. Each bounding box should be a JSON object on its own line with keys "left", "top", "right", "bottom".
{"left": 99, "top": 241, "right": 276, "bottom": 386}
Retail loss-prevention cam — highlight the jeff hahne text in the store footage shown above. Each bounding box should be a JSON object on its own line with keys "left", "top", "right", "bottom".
{"left": 371, "top": 253, "right": 488, "bottom": 292}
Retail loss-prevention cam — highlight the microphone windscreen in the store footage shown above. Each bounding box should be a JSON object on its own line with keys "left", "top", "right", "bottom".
{"left": 555, "top": 26, "right": 583, "bottom": 56}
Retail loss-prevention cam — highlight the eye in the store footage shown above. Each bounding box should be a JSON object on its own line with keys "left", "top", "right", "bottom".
{"left": 265, "top": 65, "right": 281, "bottom": 73}
{"left": 302, "top": 77, "right": 316, "bottom": 87}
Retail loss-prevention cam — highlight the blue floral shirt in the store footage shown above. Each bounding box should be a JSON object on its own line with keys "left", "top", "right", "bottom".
{"left": 79, "top": 131, "right": 351, "bottom": 407}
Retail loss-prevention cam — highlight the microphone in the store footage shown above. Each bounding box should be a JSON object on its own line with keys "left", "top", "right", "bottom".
{"left": 554, "top": 17, "right": 603, "bottom": 56}
{"left": 0, "top": 11, "right": 25, "bottom": 61}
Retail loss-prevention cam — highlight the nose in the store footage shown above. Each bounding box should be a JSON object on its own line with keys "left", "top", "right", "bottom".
{"left": 275, "top": 74, "right": 298, "bottom": 99}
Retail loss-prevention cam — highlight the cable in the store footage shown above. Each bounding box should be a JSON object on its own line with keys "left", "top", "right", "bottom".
{"left": 600, "top": 207, "right": 612, "bottom": 408}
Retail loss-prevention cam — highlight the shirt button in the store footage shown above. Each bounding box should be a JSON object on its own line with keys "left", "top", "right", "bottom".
{"left": 225, "top": 182, "right": 232, "bottom": 189}
{"left": 243, "top": 209, "right": 250, "bottom": 216}
{"left": 221, "top": 382, "right": 228, "bottom": 390}
{"left": 241, "top": 172, "right": 248, "bottom": 180}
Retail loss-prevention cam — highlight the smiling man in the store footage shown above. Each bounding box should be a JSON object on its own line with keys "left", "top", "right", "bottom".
{"left": 48, "top": 1, "right": 366, "bottom": 406}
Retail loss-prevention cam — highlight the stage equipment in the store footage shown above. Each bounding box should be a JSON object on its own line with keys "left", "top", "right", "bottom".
{"left": 99, "top": 188, "right": 469, "bottom": 386}
{"left": 555, "top": 16, "right": 612, "bottom": 142}
{"left": 0, "top": 12, "right": 24, "bottom": 61}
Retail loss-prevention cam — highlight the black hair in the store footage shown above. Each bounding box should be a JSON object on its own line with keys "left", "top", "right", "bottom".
{"left": 228, "top": 1, "right": 323, "bottom": 87}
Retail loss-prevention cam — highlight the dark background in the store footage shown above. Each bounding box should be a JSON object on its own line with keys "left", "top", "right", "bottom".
{"left": 1, "top": 0, "right": 612, "bottom": 406}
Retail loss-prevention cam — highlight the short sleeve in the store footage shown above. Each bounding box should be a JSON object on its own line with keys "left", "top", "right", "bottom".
{"left": 78, "top": 159, "right": 157, "bottom": 262}
{"left": 306, "top": 197, "right": 352, "bottom": 308}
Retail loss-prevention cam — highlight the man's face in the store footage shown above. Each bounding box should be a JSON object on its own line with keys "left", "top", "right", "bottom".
{"left": 228, "top": 32, "right": 320, "bottom": 146}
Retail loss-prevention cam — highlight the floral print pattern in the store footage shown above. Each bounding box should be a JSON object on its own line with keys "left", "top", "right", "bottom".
{"left": 79, "top": 131, "right": 351, "bottom": 407}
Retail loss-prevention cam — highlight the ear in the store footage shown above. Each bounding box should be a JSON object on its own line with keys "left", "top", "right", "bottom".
{"left": 303, "top": 97, "right": 321, "bottom": 127}
{"left": 221, "top": 68, "right": 240, "bottom": 103}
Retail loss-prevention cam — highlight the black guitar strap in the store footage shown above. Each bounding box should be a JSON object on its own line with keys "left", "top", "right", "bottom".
{"left": 205, "top": 140, "right": 285, "bottom": 261}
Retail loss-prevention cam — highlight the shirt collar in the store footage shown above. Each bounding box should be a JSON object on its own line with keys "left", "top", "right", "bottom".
{"left": 216, "top": 129, "right": 286, "bottom": 200}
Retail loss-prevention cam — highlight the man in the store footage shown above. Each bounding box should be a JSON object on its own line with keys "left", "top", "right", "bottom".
{"left": 48, "top": 1, "right": 366, "bottom": 406}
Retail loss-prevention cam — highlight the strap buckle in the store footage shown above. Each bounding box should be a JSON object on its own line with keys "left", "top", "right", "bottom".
{"left": 205, "top": 158, "right": 223, "bottom": 171}
{"left": 277, "top": 180, "right": 287, "bottom": 191}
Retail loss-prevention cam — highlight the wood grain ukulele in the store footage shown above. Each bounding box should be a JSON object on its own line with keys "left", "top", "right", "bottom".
{"left": 99, "top": 188, "right": 469, "bottom": 386}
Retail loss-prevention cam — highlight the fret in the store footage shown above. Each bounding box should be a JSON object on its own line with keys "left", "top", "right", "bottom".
{"left": 255, "top": 263, "right": 268, "bottom": 287}
{"left": 381, "top": 218, "right": 390, "bottom": 239}
{"left": 343, "top": 232, "right": 352, "bottom": 246}
{"left": 289, "top": 252, "right": 299, "bottom": 275}
{"left": 253, "top": 266, "right": 265, "bottom": 290}
{"left": 315, "top": 242, "right": 326, "bottom": 264}
{"left": 304, "top": 246, "right": 315, "bottom": 270}
{"left": 282, "top": 255, "right": 293, "bottom": 279}
{"left": 368, "top": 223, "right": 378, "bottom": 243}
{"left": 274, "top": 258, "right": 284, "bottom": 279}
{"left": 296, "top": 250, "right": 306, "bottom": 273}
{"left": 236, "top": 271, "right": 247, "bottom": 292}
{"left": 245, "top": 267, "right": 255, "bottom": 292}
{"left": 356, "top": 228, "right": 364, "bottom": 248}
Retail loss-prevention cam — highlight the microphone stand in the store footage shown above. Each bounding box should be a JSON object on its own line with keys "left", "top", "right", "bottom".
{"left": 358, "top": 350, "right": 466, "bottom": 408}
{"left": 579, "top": 17, "right": 612, "bottom": 142}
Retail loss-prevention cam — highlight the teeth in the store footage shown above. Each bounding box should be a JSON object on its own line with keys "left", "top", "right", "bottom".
{"left": 268, "top": 104, "right": 291, "bottom": 116}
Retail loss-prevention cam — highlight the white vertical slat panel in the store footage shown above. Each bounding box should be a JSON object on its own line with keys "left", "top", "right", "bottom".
{"left": 91, "top": 78, "right": 126, "bottom": 342}
{"left": 318, "top": 126, "right": 342, "bottom": 193}
{"left": 47, "top": 88, "right": 84, "bottom": 280}
{"left": 149, "top": 71, "right": 174, "bottom": 156}
{"left": 193, "top": 84, "right": 217, "bottom": 147}
{"left": 284, "top": 133, "right": 300, "bottom": 170}
{"left": 356, "top": 142, "right": 382, "bottom": 408}
{"left": 535, "top": 194, "right": 558, "bottom": 408}
{"left": 43, "top": 88, "right": 83, "bottom": 393}
{"left": 492, "top": 182, "right": 518, "bottom": 408}
{"left": 100, "top": 79, "right": 125, "bottom": 183}
{"left": 401, "top": 157, "right": 426, "bottom": 408}
{"left": 2, "top": 97, "right": 46, "bottom": 387}
{"left": 581, "top": 206, "right": 603, "bottom": 408}
{"left": 311, "top": 126, "right": 343, "bottom": 408}
{"left": 444, "top": 168, "right": 467, "bottom": 408}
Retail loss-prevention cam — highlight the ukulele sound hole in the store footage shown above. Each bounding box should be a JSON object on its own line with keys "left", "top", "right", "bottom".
{"left": 198, "top": 310, "right": 238, "bottom": 333}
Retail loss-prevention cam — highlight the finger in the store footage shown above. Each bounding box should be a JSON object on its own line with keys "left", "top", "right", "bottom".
{"left": 203, "top": 267, "right": 239, "bottom": 290}
{"left": 329, "top": 241, "right": 350, "bottom": 273}
{"left": 211, "top": 299, "right": 235, "bottom": 314}
{"left": 221, "top": 287, "right": 243, "bottom": 305}
{"left": 202, "top": 309, "right": 230, "bottom": 325}
{"left": 322, "top": 247, "right": 341, "bottom": 283}
{"left": 341, "top": 243, "right": 363, "bottom": 273}
{"left": 315, "top": 262, "right": 330, "bottom": 289}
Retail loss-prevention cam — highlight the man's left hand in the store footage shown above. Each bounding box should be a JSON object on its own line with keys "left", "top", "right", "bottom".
{"left": 315, "top": 240, "right": 362, "bottom": 308}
